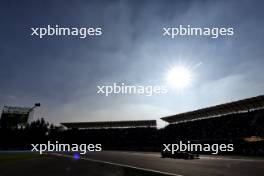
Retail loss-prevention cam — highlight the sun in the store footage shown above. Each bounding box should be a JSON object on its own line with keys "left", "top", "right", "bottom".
{"left": 165, "top": 65, "right": 193, "bottom": 90}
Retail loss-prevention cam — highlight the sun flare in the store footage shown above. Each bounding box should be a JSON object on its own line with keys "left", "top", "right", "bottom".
{"left": 165, "top": 65, "right": 193, "bottom": 90}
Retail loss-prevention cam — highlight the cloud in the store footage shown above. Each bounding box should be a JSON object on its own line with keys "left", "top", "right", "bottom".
{"left": 0, "top": 0, "right": 264, "bottom": 125}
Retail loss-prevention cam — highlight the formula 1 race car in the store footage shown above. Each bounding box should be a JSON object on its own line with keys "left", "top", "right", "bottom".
{"left": 161, "top": 150, "right": 199, "bottom": 159}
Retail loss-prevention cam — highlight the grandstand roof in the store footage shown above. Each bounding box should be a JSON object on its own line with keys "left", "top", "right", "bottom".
{"left": 61, "top": 120, "right": 157, "bottom": 129}
{"left": 2, "top": 106, "right": 31, "bottom": 114}
{"left": 161, "top": 95, "right": 264, "bottom": 124}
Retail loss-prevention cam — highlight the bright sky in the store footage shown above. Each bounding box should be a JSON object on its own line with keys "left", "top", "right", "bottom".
{"left": 0, "top": 0, "right": 264, "bottom": 127}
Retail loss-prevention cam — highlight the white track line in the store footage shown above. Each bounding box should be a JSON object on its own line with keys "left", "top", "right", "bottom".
{"left": 53, "top": 153, "right": 183, "bottom": 176}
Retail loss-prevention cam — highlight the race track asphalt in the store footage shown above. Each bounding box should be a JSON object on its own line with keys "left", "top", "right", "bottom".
{"left": 0, "top": 151, "right": 264, "bottom": 176}
{"left": 81, "top": 151, "right": 264, "bottom": 176}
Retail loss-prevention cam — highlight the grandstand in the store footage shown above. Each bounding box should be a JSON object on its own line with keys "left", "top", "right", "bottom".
{"left": 0, "top": 103, "right": 40, "bottom": 128}
{"left": 159, "top": 95, "right": 264, "bottom": 155}
{"left": 161, "top": 95, "right": 264, "bottom": 124}
{"left": 59, "top": 120, "right": 157, "bottom": 151}
{"left": 61, "top": 120, "right": 157, "bottom": 129}
{"left": 0, "top": 106, "right": 32, "bottom": 128}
